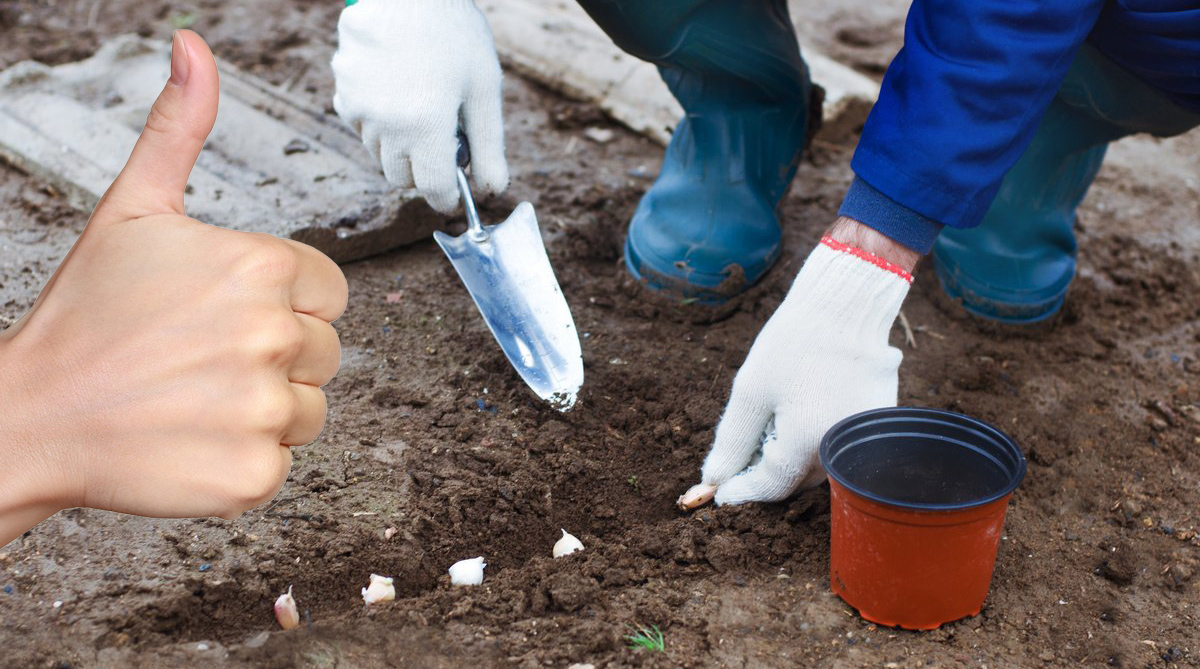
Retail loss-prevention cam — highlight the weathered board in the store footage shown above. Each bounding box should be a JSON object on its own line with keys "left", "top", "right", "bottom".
{"left": 0, "top": 35, "right": 443, "bottom": 263}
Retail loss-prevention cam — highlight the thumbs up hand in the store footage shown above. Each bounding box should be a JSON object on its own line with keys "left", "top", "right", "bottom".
{"left": 0, "top": 31, "right": 348, "bottom": 545}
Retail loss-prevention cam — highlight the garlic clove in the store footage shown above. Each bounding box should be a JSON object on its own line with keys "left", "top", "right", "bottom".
{"left": 384, "top": 527, "right": 398, "bottom": 540}
{"left": 361, "top": 574, "right": 395, "bottom": 605}
{"left": 448, "top": 557, "right": 486, "bottom": 586}
{"left": 274, "top": 585, "right": 300, "bottom": 630}
{"left": 677, "top": 482, "right": 717, "bottom": 511}
{"left": 552, "top": 529, "right": 584, "bottom": 558}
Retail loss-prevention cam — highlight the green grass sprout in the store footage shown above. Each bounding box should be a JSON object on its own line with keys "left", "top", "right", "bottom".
{"left": 625, "top": 623, "right": 665, "bottom": 652}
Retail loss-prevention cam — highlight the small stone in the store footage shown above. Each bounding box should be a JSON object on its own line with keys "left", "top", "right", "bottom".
{"left": 244, "top": 631, "right": 271, "bottom": 649}
{"left": 1166, "top": 563, "right": 1193, "bottom": 588}
{"left": 582, "top": 127, "right": 615, "bottom": 144}
{"left": 626, "top": 165, "right": 653, "bottom": 180}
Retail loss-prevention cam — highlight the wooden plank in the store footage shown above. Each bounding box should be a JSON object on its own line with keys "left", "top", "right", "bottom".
{"left": 0, "top": 36, "right": 444, "bottom": 263}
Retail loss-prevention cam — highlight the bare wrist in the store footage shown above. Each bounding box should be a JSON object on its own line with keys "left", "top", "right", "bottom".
{"left": 0, "top": 340, "right": 70, "bottom": 546}
{"left": 826, "top": 216, "right": 921, "bottom": 274}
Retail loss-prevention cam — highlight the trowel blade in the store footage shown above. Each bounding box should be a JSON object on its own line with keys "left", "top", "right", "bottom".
{"left": 433, "top": 202, "right": 583, "bottom": 410}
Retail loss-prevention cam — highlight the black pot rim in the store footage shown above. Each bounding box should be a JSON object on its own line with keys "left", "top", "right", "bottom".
{"left": 819, "top": 407, "right": 1027, "bottom": 511}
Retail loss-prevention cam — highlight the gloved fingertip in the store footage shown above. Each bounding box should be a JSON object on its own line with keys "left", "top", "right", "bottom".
{"left": 713, "top": 484, "right": 770, "bottom": 507}
{"left": 712, "top": 479, "right": 766, "bottom": 507}
{"left": 702, "top": 403, "right": 771, "bottom": 485}
{"left": 474, "top": 162, "right": 509, "bottom": 197}
{"left": 424, "top": 187, "right": 460, "bottom": 214}
{"left": 711, "top": 464, "right": 798, "bottom": 507}
{"left": 700, "top": 452, "right": 745, "bottom": 488}
{"left": 460, "top": 130, "right": 506, "bottom": 192}
{"left": 379, "top": 153, "right": 416, "bottom": 190}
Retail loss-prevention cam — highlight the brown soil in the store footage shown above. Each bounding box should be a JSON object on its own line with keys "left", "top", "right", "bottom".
{"left": 2, "top": 2, "right": 1199, "bottom": 668}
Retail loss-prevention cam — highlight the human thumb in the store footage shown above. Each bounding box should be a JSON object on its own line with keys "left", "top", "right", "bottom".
{"left": 91, "top": 30, "right": 220, "bottom": 224}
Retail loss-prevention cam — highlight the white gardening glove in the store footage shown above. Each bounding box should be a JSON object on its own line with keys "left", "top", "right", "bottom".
{"left": 331, "top": 0, "right": 508, "bottom": 212}
{"left": 702, "top": 237, "right": 913, "bottom": 506}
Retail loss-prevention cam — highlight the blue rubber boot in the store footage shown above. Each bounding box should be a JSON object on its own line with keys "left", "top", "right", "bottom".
{"left": 577, "top": 0, "right": 815, "bottom": 302}
{"left": 933, "top": 45, "right": 1200, "bottom": 323}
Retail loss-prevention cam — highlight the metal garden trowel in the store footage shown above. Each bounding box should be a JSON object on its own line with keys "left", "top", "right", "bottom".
{"left": 433, "top": 136, "right": 584, "bottom": 411}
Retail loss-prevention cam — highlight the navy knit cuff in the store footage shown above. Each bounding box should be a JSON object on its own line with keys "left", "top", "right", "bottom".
{"left": 838, "top": 176, "right": 943, "bottom": 254}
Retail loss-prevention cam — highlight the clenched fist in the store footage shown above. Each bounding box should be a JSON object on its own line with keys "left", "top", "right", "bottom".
{"left": 0, "top": 31, "right": 348, "bottom": 546}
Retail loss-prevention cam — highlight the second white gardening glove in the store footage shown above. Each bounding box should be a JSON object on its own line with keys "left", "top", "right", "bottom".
{"left": 331, "top": 0, "right": 508, "bottom": 212}
{"left": 702, "top": 237, "right": 913, "bottom": 506}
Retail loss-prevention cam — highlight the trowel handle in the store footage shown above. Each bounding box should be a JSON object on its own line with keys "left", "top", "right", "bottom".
{"left": 454, "top": 128, "right": 486, "bottom": 241}
{"left": 456, "top": 128, "right": 471, "bottom": 169}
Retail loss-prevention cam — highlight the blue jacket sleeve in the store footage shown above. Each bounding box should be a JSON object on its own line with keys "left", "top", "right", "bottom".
{"left": 843, "top": 0, "right": 1108, "bottom": 247}
{"left": 838, "top": 176, "right": 943, "bottom": 254}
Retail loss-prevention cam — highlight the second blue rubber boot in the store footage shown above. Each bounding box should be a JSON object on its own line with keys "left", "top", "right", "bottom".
{"left": 932, "top": 45, "right": 1200, "bottom": 323}
{"left": 931, "top": 96, "right": 1116, "bottom": 323}
{"left": 577, "top": 0, "right": 815, "bottom": 302}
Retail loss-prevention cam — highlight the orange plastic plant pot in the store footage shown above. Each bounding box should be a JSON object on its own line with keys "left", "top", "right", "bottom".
{"left": 819, "top": 408, "right": 1026, "bottom": 631}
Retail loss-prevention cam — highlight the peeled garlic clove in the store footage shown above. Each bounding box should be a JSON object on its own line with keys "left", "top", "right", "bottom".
{"left": 274, "top": 585, "right": 300, "bottom": 630}
{"left": 552, "top": 529, "right": 584, "bottom": 558}
{"left": 677, "top": 482, "right": 717, "bottom": 511}
{"left": 361, "top": 574, "right": 395, "bottom": 605}
{"left": 448, "top": 557, "right": 486, "bottom": 586}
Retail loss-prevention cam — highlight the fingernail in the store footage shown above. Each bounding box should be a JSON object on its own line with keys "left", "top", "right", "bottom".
{"left": 169, "top": 30, "right": 190, "bottom": 87}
